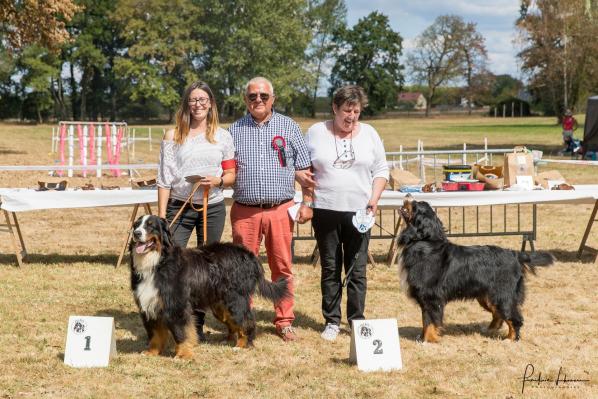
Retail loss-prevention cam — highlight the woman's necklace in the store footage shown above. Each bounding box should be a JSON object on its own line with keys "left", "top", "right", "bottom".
{"left": 332, "top": 121, "right": 354, "bottom": 168}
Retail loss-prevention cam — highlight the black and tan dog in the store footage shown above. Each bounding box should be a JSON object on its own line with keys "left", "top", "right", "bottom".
{"left": 129, "top": 215, "right": 289, "bottom": 358}
{"left": 398, "top": 196, "right": 554, "bottom": 343}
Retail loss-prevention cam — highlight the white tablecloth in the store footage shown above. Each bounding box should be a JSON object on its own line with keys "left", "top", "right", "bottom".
{"left": 0, "top": 188, "right": 158, "bottom": 212}
{"left": 2, "top": 186, "right": 598, "bottom": 213}
{"left": 378, "top": 185, "right": 598, "bottom": 208}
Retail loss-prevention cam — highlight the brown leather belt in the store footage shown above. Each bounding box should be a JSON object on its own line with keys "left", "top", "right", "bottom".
{"left": 236, "top": 198, "right": 293, "bottom": 209}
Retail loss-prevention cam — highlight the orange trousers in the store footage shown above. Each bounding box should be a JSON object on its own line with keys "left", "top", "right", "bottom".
{"left": 230, "top": 200, "right": 295, "bottom": 328}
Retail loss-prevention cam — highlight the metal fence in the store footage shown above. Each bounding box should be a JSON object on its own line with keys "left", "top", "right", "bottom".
{"left": 292, "top": 146, "right": 537, "bottom": 265}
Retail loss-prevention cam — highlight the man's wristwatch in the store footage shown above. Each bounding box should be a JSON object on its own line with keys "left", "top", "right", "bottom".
{"left": 301, "top": 201, "right": 314, "bottom": 208}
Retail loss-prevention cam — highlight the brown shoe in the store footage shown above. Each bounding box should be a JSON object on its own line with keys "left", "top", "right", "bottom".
{"left": 276, "top": 326, "right": 297, "bottom": 342}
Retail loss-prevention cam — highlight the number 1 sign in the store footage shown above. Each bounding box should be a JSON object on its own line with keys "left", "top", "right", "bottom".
{"left": 64, "top": 316, "right": 116, "bottom": 368}
{"left": 349, "top": 319, "right": 402, "bottom": 372}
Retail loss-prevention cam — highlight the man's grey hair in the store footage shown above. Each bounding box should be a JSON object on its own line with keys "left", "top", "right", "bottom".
{"left": 244, "top": 77, "right": 274, "bottom": 95}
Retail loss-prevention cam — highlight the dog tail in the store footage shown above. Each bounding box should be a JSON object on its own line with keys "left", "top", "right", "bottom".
{"left": 518, "top": 251, "right": 555, "bottom": 274}
{"left": 257, "top": 275, "right": 290, "bottom": 304}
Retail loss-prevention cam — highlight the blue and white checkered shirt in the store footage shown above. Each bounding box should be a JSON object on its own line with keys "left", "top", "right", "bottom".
{"left": 230, "top": 111, "right": 311, "bottom": 205}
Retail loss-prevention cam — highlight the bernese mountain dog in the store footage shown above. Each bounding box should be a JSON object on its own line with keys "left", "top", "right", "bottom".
{"left": 398, "top": 196, "right": 554, "bottom": 343}
{"left": 129, "top": 215, "right": 289, "bottom": 358}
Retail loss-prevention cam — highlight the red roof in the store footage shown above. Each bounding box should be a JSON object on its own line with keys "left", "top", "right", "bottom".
{"left": 398, "top": 92, "right": 423, "bottom": 101}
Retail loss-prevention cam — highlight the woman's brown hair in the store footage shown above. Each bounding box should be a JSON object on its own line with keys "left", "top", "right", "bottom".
{"left": 332, "top": 85, "right": 369, "bottom": 109}
{"left": 174, "top": 81, "right": 219, "bottom": 144}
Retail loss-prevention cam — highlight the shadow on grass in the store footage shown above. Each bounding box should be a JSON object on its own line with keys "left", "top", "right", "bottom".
{"left": 97, "top": 306, "right": 322, "bottom": 352}
{"left": 0, "top": 148, "right": 26, "bottom": 155}
{"left": 398, "top": 321, "right": 506, "bottom": 342}
{"left": 95, "top": 308, "right": 147, "bottom": 354}
{"left": 203, "top": 307, "right": 322, "bottom": 339}
{"left": 546, "top": 249, "right": 597, "bottom": 264}
{"left": 0, "top": 253, "right": 119, "bottom": 266}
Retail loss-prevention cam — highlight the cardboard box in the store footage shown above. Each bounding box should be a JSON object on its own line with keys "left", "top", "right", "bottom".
{"left": 389, "top": 168, "right": 420, "bottom": 190}
{"left": 535, "top": 170, "right": 566, "bottom": 189}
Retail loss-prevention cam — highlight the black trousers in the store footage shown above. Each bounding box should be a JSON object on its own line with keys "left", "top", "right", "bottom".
{"left": 312, "top": 208, "right": 370, "bottom": 327}
{"left": 166, "top": 199, "right": 226, "bottom": 332}
{"left": 166, "top": 199, "right": 226, "bottom": 247}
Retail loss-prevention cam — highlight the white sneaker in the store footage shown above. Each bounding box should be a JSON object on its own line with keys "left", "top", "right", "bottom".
{"left": 321, "top": 323, "right": 340, "bottom": 341}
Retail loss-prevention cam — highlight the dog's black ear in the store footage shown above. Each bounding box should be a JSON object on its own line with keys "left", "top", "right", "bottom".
{"left": 159, "top": 217, "right": 174, "bottom": 248}
{"left": 414, "top": 205, "right": 446, "bottom": 241}
{"left": 398, "top": 225, "right": 419, "bottom": 245}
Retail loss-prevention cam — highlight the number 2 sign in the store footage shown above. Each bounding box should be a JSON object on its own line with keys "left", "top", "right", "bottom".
{"left": 64, "top": 316, "right": 116, "bottom": 368}
{"left": 349, "top": 319, "right": 402, "bottom": 372}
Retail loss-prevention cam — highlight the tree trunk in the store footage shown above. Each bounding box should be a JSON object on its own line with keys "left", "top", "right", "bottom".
{"left": 80, "top": 67, "right": 93, "bottom": 121}
{"left": 70, "top": 63, "right": 78, "bottom": 120}
{"left": 311, "top": 56, "right": 324, "bottom": 118}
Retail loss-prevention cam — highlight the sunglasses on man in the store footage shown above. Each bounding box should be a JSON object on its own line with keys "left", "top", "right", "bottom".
{"left": 247, "top": 92, "right": 271, "bottom": 103}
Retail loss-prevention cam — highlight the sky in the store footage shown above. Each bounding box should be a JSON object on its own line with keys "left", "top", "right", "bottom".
{"left": 345, "top": 0, "right": 523, "bottom": 81}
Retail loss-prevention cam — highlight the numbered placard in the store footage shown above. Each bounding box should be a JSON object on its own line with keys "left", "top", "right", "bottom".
{"left": 349, "top": 318, "right": 402, "bottom": 372}
{"left": 64, "top": 316, "right": 116, "bottom": 368}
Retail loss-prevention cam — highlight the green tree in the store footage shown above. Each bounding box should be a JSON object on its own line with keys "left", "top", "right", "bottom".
{"left": 458, "top": 21, "right": 488, "bottom": 114}
{"left": 306, "top": 0, "right": 347, "bottom": 117}
{"left": 16, "top": 45, "right": 61, "bottom": 122}
{"left": 329, "top": 11, "right": 404, "bottom": 115}
{"left": 407, "top": 15, "right": 467, "bottom": 117}
{"left": 112, "top": 0, "right": 203, "bottom": 120}
{"left": 492, "top": 74, "right": 523, "bottom": 101}
{"left": 198, "top": 0, "right": 313, "bottom": 117}
{"left": 64, "top": 0, "right": 125, "bottom": 121}
{"left": 518, "top": 0, "right": 598, "bottom": 119}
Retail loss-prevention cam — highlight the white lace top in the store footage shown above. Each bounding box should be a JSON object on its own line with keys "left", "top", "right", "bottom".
{"left": 157, "top": 127, "right": 235, "bottom": 204}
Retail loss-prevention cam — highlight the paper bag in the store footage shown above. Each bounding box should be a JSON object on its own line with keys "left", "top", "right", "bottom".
{"left": 503, "top": 147, "right": 535, "bottom": 187}
{"left": 535, "top": 170, "right": 566, "bottom": 189}
{"left": 471, "top": 164, "right": 504, "bottom": 190}
{"left": 389, "top": 168, "right": 420, "bottom": 190}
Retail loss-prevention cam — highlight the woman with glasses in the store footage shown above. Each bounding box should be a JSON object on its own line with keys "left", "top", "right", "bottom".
{"left": 157, "top": 80, "right": 236, "bottom": 341}
{"left": 304, "top": 85, "right": 388, "bottom": 342}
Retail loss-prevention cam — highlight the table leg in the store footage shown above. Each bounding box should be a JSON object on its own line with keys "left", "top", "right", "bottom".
{"left": 3, "top": 210, "right": 25, "bottom": 267}
{"left": 386, "top": 215, "right": 402, "bottom": 266}
{"left": 577, "top": 200, "right": 598, "bottom": 261}
{"left": 143, "top": 203, "right": 152, "bottom": 215}
{"left": 12, "top": 212, "right": 27, "bottom": 255}
{"left": 116, "top": 204, "right": 140, "bottom": 268}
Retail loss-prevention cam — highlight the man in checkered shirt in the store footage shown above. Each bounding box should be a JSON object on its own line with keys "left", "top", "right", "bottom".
{"left": 229, "top": 76, "right": 313, "bottom": 342}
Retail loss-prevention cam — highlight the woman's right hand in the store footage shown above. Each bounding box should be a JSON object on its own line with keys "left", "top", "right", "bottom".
{"left": 198, "top": 175, "right": 221, "bottom": 189}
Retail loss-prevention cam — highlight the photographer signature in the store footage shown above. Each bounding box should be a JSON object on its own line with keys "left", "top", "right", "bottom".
{"left": 521, "top": 363, "right": 590, "bottom": 394}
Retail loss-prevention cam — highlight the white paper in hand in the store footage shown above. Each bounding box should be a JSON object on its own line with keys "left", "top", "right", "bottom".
{"left": 352, "top": 209, "right": 375, "bottom": 233}
{"left": 287, "top": 202, "right": 301, "bottom": 221}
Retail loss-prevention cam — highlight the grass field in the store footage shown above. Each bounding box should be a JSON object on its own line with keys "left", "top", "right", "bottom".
{"left": 0, "top": 116, "right": 597, "bottom": 398}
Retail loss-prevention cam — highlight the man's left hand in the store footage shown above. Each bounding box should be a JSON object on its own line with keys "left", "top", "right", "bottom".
{"left": 296, "top": 204, "right": 313, "bottom": 224}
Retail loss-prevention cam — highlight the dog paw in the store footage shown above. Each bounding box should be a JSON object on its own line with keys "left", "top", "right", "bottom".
{"left": 174, "top": 351, "right": 194, "bottom": 360}
{"left": 142, "top": 349, "right": 160, "bottom": 356}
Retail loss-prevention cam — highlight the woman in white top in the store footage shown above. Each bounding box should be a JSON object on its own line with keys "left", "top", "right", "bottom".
{"left": 157, "top": 81, "right": 236, "bottom": 340}
{"left": 305, "top": 85, "right": 389, "bottom": 342}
